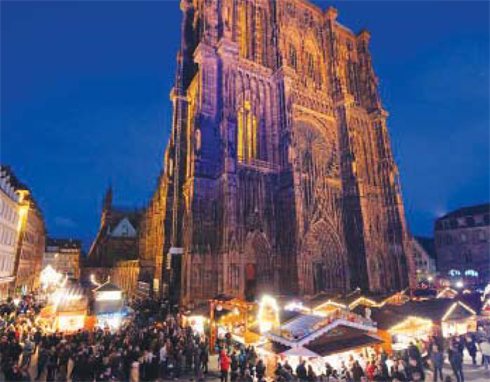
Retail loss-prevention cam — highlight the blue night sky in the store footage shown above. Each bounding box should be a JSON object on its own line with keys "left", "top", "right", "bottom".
{"left": 1, "top": 1, "right": 489, "bottom": 250}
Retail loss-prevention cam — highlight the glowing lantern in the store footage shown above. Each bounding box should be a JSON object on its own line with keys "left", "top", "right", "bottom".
{"left": 258, "top": 295, "right": 280, "bottom": 333}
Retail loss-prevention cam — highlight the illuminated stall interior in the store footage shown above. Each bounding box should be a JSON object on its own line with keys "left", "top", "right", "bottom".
{"left": 45, "top": 283, "right": 89, "bottom": 332}
{"left": 92, "top": 282, "right": 125, "bottom": 330}
{"left": 209, "top": 295, "right": 258, "bottom": 349}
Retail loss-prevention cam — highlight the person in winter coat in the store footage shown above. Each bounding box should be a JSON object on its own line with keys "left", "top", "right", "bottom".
{"left": 296, "top": 360, "right": 308, "bottom": 382}
{"left": 36, "top": 346, "right": 49, "bottom": 380}
{"left": 465, "top": 336, "right": 477, "bottom": 365}
{"left": 256, "top": 359, "right": 266, "bottom": 381}
{"left": 430, "top": 345, "right": 444, "bottom": 382}
{"left": 448, "top": 344, "right": 464, "bottom": 382}
{"left": 307, "top": 365, "right": 317, "bottom": 382}
{"left": 230, "top": 351, "right": 239, "bottom": 382}
{"left": 351, "top": 360, "right": 365, "bottom": 381}
{"left": 480, "top": 337, "right": 490, "bottom": 370}
{"left": 220, "top": 350, "right": 230, "bottom": 382}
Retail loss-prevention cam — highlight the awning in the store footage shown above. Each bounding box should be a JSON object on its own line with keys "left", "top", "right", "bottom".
{"left": 303, "top": 326, "right": 383, "bottom": 357}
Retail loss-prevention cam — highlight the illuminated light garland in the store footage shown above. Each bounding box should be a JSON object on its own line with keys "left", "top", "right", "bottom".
{"left": 90, "top": 274, "right": 102, "bottom": 287}
{"left": 441, "top": 301, "right": 475, "bottom": 322}
{"left": 458, "top": 301, "right": 476, "bottom": 316}
{"left": 285, "top": 301, "right": 312, "bottom": 312}
{"left": 437, "top": 287, "right": 458, "bottom": 299}
{"left": 314, "top": 300, "right": 347, "bottom": 311}
{"left": 389, "top": 316, "right": 433, "bottom": 332}
{"left": 349, "top": 297, "right": 379, "bottom": 310}
{"left": 442, "top": 302, "right": 458, "bottom": 322}
{"left": 258, "top": 295, "right": 280, "bottom": 333}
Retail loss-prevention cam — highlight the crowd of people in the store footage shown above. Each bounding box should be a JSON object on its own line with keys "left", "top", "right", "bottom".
{"left": 215, "top": 334, "right": 490, "bottom": 382}
{"left": 0, "top": 295, "right": 489, "bottom": 382}
{"left": 0, "top": 296, "right": 210, "bottom": 382}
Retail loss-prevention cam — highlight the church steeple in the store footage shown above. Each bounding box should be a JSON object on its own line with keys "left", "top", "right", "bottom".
{"left": 101, "top": 185, "right": 113, "bottom": 227}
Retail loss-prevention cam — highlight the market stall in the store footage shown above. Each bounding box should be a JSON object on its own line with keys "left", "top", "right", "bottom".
{"left": 357, "top": 298, "right": 477, "bottom": 353}
{"left": 257, "top": 309, "right": 381, "bottom": 375}
{"left": 209, "top": 295, "right": 257, "bottom": 350}
{"left": 92, "top": 282, "right": 125, "bottom": 330}
{"left": 49, "top": 283, "right": 89, "bottom": 332}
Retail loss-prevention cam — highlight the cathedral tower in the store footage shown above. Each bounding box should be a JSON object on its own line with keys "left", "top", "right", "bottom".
{"left": 141, "top": 0, "right": 415, "bottom": 304}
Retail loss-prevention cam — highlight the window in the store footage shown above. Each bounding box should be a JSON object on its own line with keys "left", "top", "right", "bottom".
{"left": 289, "top": 43, "right": 297, "bottom": 69}
{"left": 448, "top": 269, "right": 461, "bottom": 277}
{"left": 478, "top": 231, "right": 487, "bottom": 242}
{"left": 461, "top": 233, "right": 467, "bottom": 243}
{"left": 485, "top": 214, "right": 490, "bottom": 224}
{"left": 464, "top": 251, "right": 472, "bottom": 263}
{"left": 465, "top": 269, "right": 478, "bottom": 277}
{"left": 306, "top": 52, "right": 315, "bottom": 78}
{"left": 237, "top": 101, "right": 258, "bottom": 162}
{"left": 457, "top": 218, "right": 466, "bottom": 227}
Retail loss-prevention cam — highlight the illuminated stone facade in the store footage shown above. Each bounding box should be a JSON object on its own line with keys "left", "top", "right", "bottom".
{"left": 435, "top": 203, "right": 490, "bottom": 287}
{"left": 44, "top": 238, "right": 81, "bottom": 279}
{"left": 140, "top": 0, "right": 414, "bottom": 304}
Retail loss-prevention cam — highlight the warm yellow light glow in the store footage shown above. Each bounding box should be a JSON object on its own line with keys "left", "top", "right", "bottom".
{"left": 442, "top": 303, "right": 458, "bottom": 322}
{"left": 389, "top": 316, "right": 433, "bottom": 332}
{"left": 258, "top": 295, "right": 280, "bottom": 334}
{"left": 90, "top": 274, "right": 102, "bottom": 287}
{"left": 95, "top": 291, "right": 122, "bottom": 301}
{"left": 188, "top": 315, "right": 206, "bottom": 334}
{"left": 40, "top": 265, "right": 64, "bottom": 289}
{"left": 58, "top": 315, "right": 85, "bottom": 332}
{"left": 16, "top": 205, "right": 28, "bottom": 232}
{"left": 437, "top": 287, "right": 458, "bottom": 299}
{"left": 349, "top": 297, "right": 379, "bottom": 310}
{"left": 314, "top": 299, "right": 347, "bottom": 312}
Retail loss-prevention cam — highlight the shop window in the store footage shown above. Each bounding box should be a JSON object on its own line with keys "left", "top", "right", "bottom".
{"left": 448, "top": 269, "right": 461, "bottom": 277}
{"left": 465, "top": 269, "right": 478, "bottom": 277}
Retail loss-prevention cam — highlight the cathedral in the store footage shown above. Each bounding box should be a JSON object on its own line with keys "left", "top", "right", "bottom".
{"left": 139, "top": 0, "right": 415, "bottom": 305}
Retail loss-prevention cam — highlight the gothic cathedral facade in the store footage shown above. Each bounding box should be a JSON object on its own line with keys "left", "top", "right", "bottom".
{"left": 139, "top": 0, "right": 415, "bottom": 305}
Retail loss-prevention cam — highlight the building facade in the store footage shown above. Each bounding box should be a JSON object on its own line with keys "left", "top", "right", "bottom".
{"left": 44, "top": 238, "right": 81, "bottom": 279}
{"left": 0, "top": 166, "right": 47, "bottom": 295}
{"left": 111, "top": 260, "right": 140, "bottom": 302}
{"left": 140, "top": 0, "right": 414, "bottom": 304}
{"left": 435, "top": 203, "right": 490, "bottom": 287}
{"left": 412, "top": 236, "right": 437, "bottom": 284}
{"left": 83, "top": 188, "right": 142, "bottom": 294}
{"left": 0, "top": 167, "right": 20, "bottom": 299}
{"left": 87, "top": 187, "right": 142, "bottom": 267}
{"left": 14, "top": 190, "right": 46, "bottom": 293}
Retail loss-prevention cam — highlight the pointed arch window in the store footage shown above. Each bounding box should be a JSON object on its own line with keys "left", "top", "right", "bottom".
{"left": 238, "top": 5, "right": 248, "bottom": 58}
{"left": 289, "top": 43, "right": 298, "bottom": 70}
{"left": 237, "top": 101, "right": 258, "bottom": 162}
